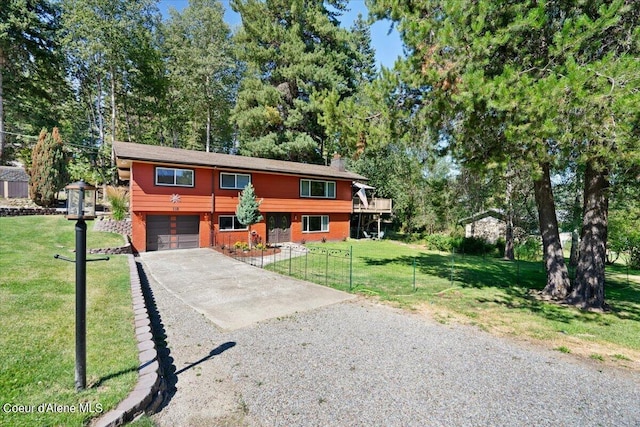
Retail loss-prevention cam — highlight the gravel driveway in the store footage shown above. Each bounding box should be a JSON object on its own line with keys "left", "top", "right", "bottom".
{"left": 143, "top": 259, "right": 640, "bottom": 427}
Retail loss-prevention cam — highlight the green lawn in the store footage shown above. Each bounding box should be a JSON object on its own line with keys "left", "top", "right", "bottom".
{"left": 286, "top": 240, "right": 640, "bottom": 368}
{"left": 0, "top": 216, "right": 138, "bottom": 427}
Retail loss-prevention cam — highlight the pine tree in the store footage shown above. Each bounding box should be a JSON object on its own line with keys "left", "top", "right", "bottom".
{"left": 231, "top": 0, "right": 362, "bottom": 163}
{"left": 350, "top": 14, "right": 377, "bottom": 85}
{"left": 235, "top": 183, "right": 263, "bottom": 248}
{"left": 0, "top": 0, "right": 64, "bottom": 162}
{"left": 369, "top": 0, "right": 640, "bottom": 309}
{"left": 28, "top": 128, "right": 69, "bottom": 207}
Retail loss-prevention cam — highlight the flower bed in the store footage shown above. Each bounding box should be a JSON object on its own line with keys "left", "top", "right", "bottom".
{"left": 213, "top": 245, "right": 281, "bottom": 258}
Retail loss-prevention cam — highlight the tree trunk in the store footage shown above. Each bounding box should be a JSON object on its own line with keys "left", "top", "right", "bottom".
{"left": 569, "top": 190, "right": 582, "bottom": 268}
{"left": 110, "top": 67, "right": 117, "bottom": 145}
{"left": 504, "top": 214, "right": 515, "bottom": 260}
{"left": 569, "top": 229, "right": 579, "bottom": 268}
{"left": 535, "top": 162, "right": 571, "bottom": 299}
{"left": 206, "top": 105, "right": 211, "bottom": 153}
{"left": 96, "top": 76, "right": 105, "bottom": 146}
{"left": 0, "top": 49, "right": 5, "bottom": 160}
{"left": 503, "top": 169, "right": 515, "bottom": 260}
{"left": 206, "top": 75, "right": 211, "bottom": 152}
{"left": 568, "top": 161, "right": 609, "bottom": 309}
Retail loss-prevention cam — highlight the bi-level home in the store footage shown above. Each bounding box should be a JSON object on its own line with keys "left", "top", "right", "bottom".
{"left": 113, "top": 141, "right": 368, "bottom": 252}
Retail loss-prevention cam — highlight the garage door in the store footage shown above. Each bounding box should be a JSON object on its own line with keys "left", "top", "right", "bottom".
{"left": 146, "top": 215, "right": 200, "bottom": 251}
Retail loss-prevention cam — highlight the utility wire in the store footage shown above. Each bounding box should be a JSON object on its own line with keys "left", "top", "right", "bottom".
{"left": 0, "top": 130, "right": 39, "bottom": 140}
{"left": 1, "top": 130, "right": 102, "bottom": 152}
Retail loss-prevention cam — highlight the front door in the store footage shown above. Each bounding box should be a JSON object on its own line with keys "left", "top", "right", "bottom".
{"left": 267, "top": 213, "right": 291, "bottom": 244}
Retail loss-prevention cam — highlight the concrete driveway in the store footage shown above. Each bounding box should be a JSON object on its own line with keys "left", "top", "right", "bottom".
{"left": 139, "top": 248, "right": 355, "bottom": 331}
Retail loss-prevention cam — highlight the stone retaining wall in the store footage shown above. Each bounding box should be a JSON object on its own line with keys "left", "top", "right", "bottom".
{"left": 90, "top": 220, "right": 133, "bottom": 255}
{"left": 0, "top": 207, "right": 61, "bottom": 216}
{"left": 93, "top": 218, "right": 132, "bottom": 236}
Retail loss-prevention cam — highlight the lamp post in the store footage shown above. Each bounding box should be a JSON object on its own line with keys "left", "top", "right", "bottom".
{"left": 65, "top": 181, "right": 96, "bottom": 391}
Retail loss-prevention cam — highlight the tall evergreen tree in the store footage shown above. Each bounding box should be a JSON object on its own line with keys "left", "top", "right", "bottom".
{"left": 231, "top": 0, "right": 362, "bottom": 163}
{"left": 0, "top": 0, "right": 65, "bottom": 162}
{"left": 28, "top": 127, "right": 69, "bottom": 207}
{"left": 369, "top": 0, "right": 640, "bottom": 309}
{"left": 350, "top": 13, "right": 377, "bottom": 85}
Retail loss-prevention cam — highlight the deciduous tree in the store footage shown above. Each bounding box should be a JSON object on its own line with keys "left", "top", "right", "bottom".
{"left": 60, "top": 0, "right": 162, "bottom": 147}
{"left": 163, "top": 0, "right": 240, "bottom": 152}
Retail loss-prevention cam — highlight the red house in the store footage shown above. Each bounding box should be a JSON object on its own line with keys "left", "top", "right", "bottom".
{"left": 113, "top": 141, "right": 368, "bottom": 252}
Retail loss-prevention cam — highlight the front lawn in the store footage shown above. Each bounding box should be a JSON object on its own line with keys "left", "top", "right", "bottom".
{"left": 0, "top": 216, "right": 138, "bottom": 427}
{"left": 301, "top": 240, "right": 640, "bottom": 368}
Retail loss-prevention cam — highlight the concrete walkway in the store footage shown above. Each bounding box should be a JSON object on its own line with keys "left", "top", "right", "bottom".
{"left": 139, "top": 248, "right": 354, "bottom": 331}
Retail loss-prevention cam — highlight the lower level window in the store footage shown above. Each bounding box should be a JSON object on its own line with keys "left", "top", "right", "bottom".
{"left": 219, "top": 215, "right": 247, "bottom": 231}
{"left": 302, "top": 215, "right": 329, "bottom": 233}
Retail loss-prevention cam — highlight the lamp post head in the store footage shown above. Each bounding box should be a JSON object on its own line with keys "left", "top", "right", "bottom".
{"left": 65, "top": 181, "right": 97, "bottom": 220}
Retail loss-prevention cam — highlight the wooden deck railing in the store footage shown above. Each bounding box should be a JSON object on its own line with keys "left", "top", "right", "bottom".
{"left": 352, "top": 197, "right": 393, "bottom": 214}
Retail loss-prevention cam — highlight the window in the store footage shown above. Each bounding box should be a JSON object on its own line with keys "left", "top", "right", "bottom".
{"left": 300, "top": 179, "right": 336, "bottom": 198}
{"left": 302, "top": 215, "right": 329, "bottom": 233}
{"left": 219, "top": 215, "right": 248, "bottom": 231}
{"left": 156, "top": 167, "right": 194, "bottom": 187}
{"left": 220, "top": 172, "right": 251, "bottom": 189}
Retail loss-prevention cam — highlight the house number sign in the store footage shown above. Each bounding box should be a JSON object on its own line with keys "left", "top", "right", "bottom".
{"left": 170, "top": 193, "right": 181, "bottom": 211}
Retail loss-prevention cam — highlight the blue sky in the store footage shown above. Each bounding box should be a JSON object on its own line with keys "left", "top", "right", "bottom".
{"left": 157, "top": 0, "right": 404, "bottom": 69}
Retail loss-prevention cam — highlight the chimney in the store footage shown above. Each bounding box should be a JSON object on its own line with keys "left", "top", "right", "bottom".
{"left": 330, "top": 153, "right": 346, "bottom": 171}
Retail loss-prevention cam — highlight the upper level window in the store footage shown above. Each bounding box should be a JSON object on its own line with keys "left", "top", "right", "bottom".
{"left": 300, "top": 179, "right": 336, "bottom": 198}
{"left": 220, "top": 172, "right": 251, "bottom": 190}
{"left": 156, "top": 167, "right": 194, "bottom": 187}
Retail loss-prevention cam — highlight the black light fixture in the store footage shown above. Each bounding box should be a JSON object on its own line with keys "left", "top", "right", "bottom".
{"left": 65, "top": 181, "right": 97, "bottom": 220}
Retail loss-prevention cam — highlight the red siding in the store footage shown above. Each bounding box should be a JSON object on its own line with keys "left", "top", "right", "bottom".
{"left": 129, "top": 162, "right": 355, "bottom": 251}
{"left": 131, "top": 163, "right": 213, "bottom": 213}
{"left": 291, "top": 213, "right": 351, "bottom": 243}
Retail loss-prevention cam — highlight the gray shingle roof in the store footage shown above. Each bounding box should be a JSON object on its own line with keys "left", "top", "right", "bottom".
{"left": 0, "top": 166, "right": 29, "bottom": 182}
{"left": 113, "top": 141, "right": 367, "bottom": 181}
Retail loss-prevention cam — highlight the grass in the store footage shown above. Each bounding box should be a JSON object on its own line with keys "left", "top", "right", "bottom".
{"left": 0, "top": 216, "right": 138, "bottom": 427}
{"left": 271, "top": 239, "right": 640, "bottom": 369}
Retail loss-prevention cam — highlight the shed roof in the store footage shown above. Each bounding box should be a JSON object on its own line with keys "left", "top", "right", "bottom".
{"left": 113, "top": 141, "right": 367, "bottom": 181}
{"left": 0, "top": 166, "right": 29, "bottom": 182}
{"left": 458, "top": 209, "right": 506, "bottom": 225}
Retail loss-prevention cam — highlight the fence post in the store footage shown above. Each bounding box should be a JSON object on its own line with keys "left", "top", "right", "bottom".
{"left": 325, "top": 249, "right": 329, "bottom": 286}
{"left": 413, "top": 257, "right": 417, "bottom": 292}
{"left": 349, "top": 246, "right": 353, "bottom": 291}
{"left": 305, "top": 250, "right": 308, "bottom": 280}
{"left": 289, "top": 246, "right": 292, "bottom": 276}
{"left": 450, "top": 249, "right": 455, "bottom": 286}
